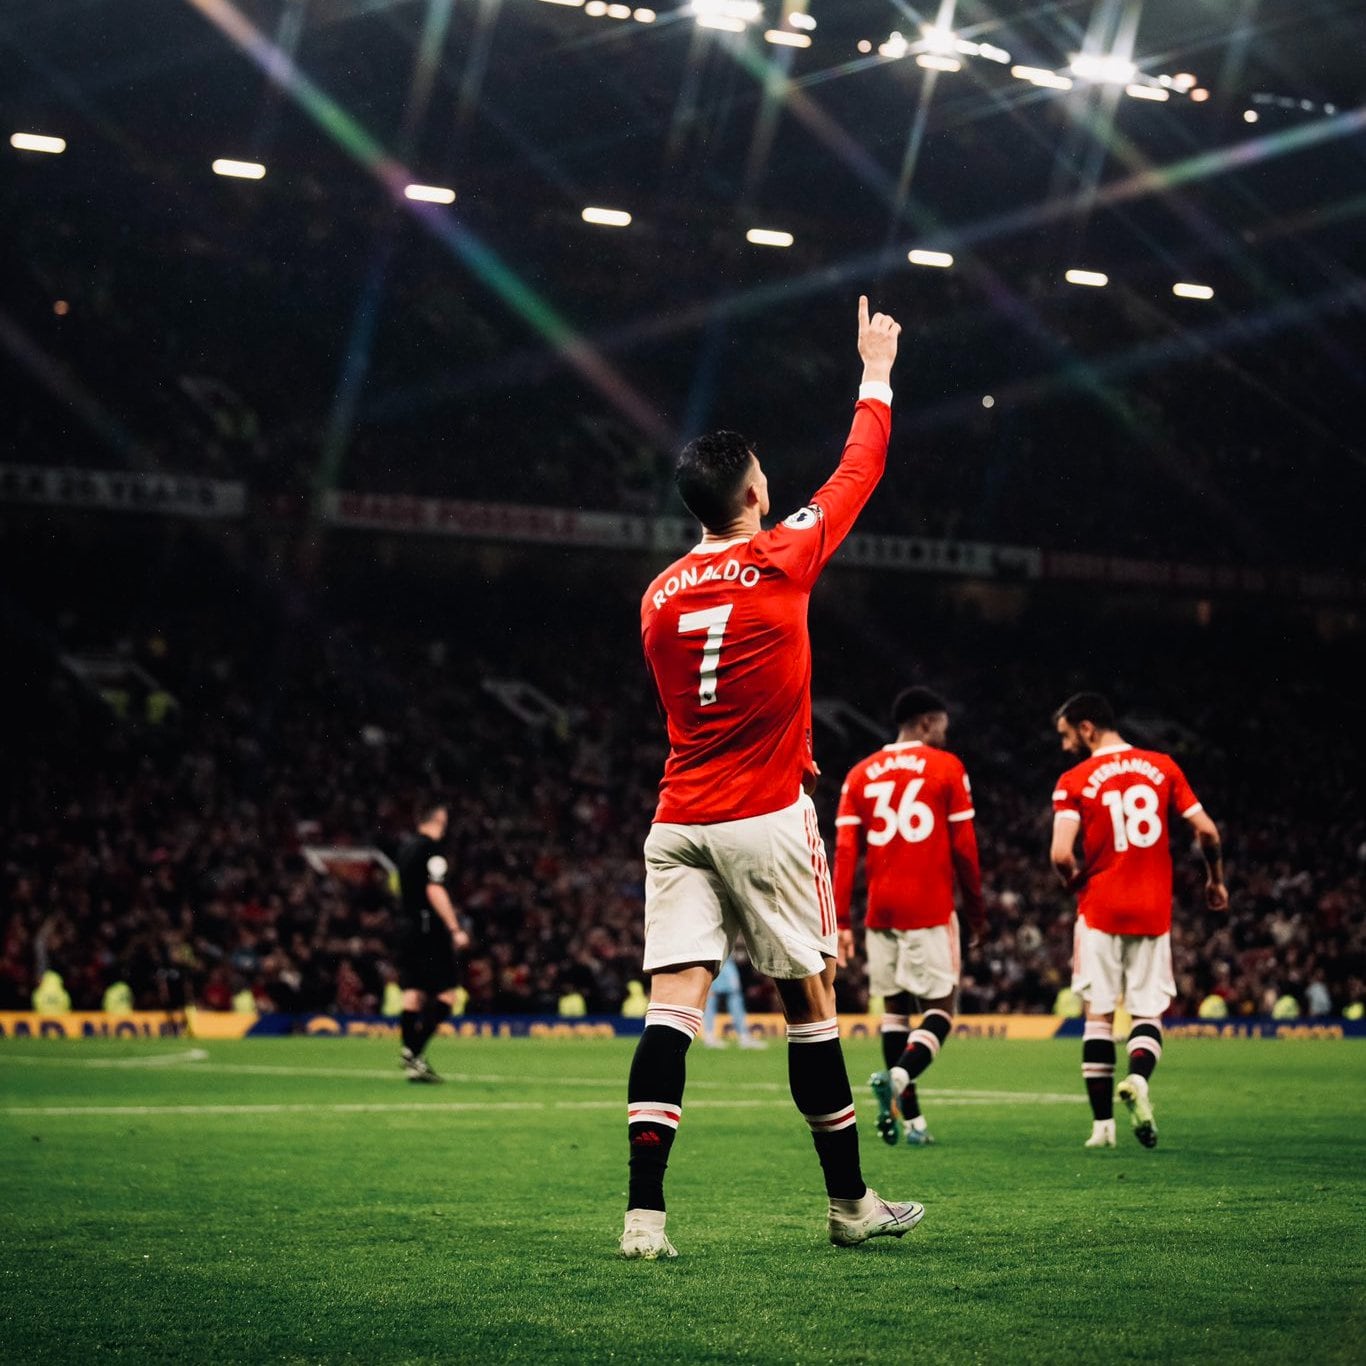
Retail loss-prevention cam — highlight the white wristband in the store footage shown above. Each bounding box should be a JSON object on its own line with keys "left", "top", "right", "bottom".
{"left": 858, "top": 381, "right": 894, "bottom": 406}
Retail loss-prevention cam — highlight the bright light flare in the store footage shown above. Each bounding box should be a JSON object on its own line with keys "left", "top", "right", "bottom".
{"left": 1173, "top": 282, "right": 1214, "bottom": 300}
{"left": 1065, "top": 269, "right": 1109, "bottom": 287}
{"left": 537, "top": 0, "right": 584, "bottom": 6}
{"left": 634, "top": 7, "right": 656, "bottom": 19}
{"left": 1070, "top": 53, "right": 1137, "bottom": 85}
{"left": 212, "top": 158, "right": 266, "bottom": 180}
{"left": 1189, "top": 88, "right": 1210, "bottom": 103}
{"left": 581, "top": 206, "right": 632, "bottom": 227}
{"left": 977, "top": 43, "right": 1011, "bottom": 64}
{"left": 789, "top": 13, "right": 816, "bottom": 31}
{"left": 920, "top": 26, "right": 956, "bottom": 55}
{"left": 1011, "top": 65, "right": 1073, "bottom": 91}
{"left": 1243, "top": 109, "right": 1259, "bottom": 123}
{"left": 1126, "top": 83, "right": 1169, "bottom": 102}
{"left": 404, "top": 183, "right": 455, "bottom": 204}
{"left": 908, "top": 249, "right": 954, "bottom": 268}
{"left": 746, "top": 227, "right": 794, "bottom": 247}
{"left": 765, "top": 29, "right": 811, "bottom": 48}
{"left": 10, "top": 132, "right": 66, "bottom": 154}
{"left": 916, "top": 54, "right": 961, "bottom": 73}
{"left": 691, "top": 0, "right": 760, "bottom": 30}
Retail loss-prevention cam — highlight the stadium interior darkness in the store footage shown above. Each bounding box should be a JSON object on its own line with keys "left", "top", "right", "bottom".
{"left": 2, "top": 0, "right": 1363, "bottom": 1022}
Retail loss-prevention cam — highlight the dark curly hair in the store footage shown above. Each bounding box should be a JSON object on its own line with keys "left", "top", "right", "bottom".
{"left": 675, "top": 430, "right": 756, "bottom": 530}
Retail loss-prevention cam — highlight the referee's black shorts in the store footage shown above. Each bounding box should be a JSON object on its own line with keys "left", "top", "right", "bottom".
{"left": 396, "top": 923, "right": 459, "bottom": 995}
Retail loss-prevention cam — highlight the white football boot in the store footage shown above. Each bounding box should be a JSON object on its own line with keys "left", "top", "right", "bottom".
{"left": 1117, "top": 1075, "right": 1158, "bottom": 1148}
{"left": 1084, "top": 1118, "right": 1117, "bottom": 1148}
{"left": 619, "top": 1209, "right": 679, "bottom": 1260}
{"left": 827, "top": 1189, "right": 925, "bottom": 1247}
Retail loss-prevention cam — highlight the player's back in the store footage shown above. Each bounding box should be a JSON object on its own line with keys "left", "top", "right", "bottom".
{"left": 1053, "top": 743, "right": 1202, "bottom": 936}
{"left": 642, "top": 534, "right": 812, "bottom": 826}
{"left": 836, "top": 741, "right": 973, "bottom": 929}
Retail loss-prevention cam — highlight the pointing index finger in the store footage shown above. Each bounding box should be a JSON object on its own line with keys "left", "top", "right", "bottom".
{"left": 858, "top": 294, "right": 869, "bottom": 329}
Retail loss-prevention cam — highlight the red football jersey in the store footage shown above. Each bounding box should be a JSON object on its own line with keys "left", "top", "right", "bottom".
{"left": 1052, "top": 743, "right": 1203, "bottom": 936}
{"left": 833, "top": 742, "right": 981, "bottom": 931}
{"left": 642, "top": 398, "right": 890, "bottom": 825}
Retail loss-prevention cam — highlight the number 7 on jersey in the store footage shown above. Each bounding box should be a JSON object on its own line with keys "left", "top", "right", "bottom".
{"left": 677, "top": 603, "right": 733, "bottom": 706}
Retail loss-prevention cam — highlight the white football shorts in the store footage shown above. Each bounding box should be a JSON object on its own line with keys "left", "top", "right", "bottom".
{"left": 642, "top": 793, "right": 837, "bottom": 981}
{"left": 1071, "top": 918, "right": 1175, "bottom": 1017}
{"left": 865, "top": 915, "right": 960, "bottom": 1001}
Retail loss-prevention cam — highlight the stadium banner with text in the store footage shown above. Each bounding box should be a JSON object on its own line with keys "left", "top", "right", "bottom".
{"left": 0, "top": 464, "right": 246, "bottom": 518}
{"left": 3, "top": 1013, "right": 1361, "bottom": 1042}
{"left": 321, "top": 491, "right": 1037, "bottom": 581}
{"left": 321, "top": 491, "right": 1364, "bottom": 602}
{"left": 0, "top": 1012, "right": 189, "bottom": 1040}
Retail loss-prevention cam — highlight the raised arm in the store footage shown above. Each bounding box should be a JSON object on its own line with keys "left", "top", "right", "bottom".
{"left": 1185, "top": 806, "right": 1229, "bottom": 911}
{"left": 758, "top": 297, "right": 901, "bottom": 584}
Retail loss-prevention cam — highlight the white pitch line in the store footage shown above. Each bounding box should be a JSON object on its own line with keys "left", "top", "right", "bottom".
{"left": 0, "top": 1055, "right": 1078, "bottom": 1103}
{"left": 2, "top": 1093, "right": 1078, "bottom": 1119}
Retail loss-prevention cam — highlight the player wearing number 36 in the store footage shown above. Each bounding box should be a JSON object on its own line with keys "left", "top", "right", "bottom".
{"left": 1050, "top": 693, "right": 1228, "bottom": 1151}
{"left": 620, "top": 297, "right": 924, "bottom": 1260}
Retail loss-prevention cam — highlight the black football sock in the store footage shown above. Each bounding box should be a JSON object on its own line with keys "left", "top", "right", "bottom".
{"left": 626, "top": 1004, "right": 702, "bottom": 1212}
{"left": 414, "top": 998, "right": 452, "bottom": 1056}
{"left": 880, "top": 1013, "right": 910, "bottom": 1070}
{"left": 893, "top": 1008, "right": 952, "bottom": 1119}
{"left": 1082, "top": 1020, "right": 1116, "bottom": 1121}
{"left": 1127, "top": 1018, "right": 1163, "bottom": 1081}
{"left": 400, "top": 1010, "right": 422, "bottom": 1055}
{"left": 788, "top": 1019, "right": 865, "bottom": 1201}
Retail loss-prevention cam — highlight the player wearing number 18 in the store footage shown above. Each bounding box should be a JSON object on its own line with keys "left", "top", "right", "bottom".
{"left": 1050, "top": 693, "right": 1228, "bottom": 1150}
{"left": 622, "top": 297, "right": 924, "bottom": 1260}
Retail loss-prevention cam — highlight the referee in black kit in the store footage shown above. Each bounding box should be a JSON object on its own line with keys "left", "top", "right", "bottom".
{"left": 395, "top": 799, "right": 467, "bottom": 1082}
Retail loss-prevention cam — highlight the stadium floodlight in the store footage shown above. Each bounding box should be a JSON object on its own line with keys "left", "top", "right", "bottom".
{"left": 607, "top": 3, "right": 632, "bottom": 16}
{"left": 404, "top": 183, "right": 455, "bottom": 204}
{"left": 746, "top": 227, "right": 794, "bottom": 247}
{"left": 582, "top": 206, "right": 632, "bottom": 226}
{"left": 908, "top": 249, "right": 954, "bottom": 268}
{"left": 10, "top": 132, "right": 66, "bottom": 154}
{"left": 977, "top": 43, "right": 1011, "bottom": 64}
{"left": 1070, "top": 53, "right": 1137, "bottom": 85}
{"left": 981, "top": 394, "right": 995, "bottom": 408}
{"left": 1172, "top": 282, "right": 1215, "bottom": 300}
{"left": 916, "top": 54, "right": 961, "bottom": 72}
{"left": 1126, "top": 83, "right": 1169, "bottom": 102}
{"left": 1243, "top": 109, "right": 1259, "bottom": 123}
{"left": 1011, "top": 65, "right": 1073, "bottom": 91}
{"left": 878, "top": 32, "right": 909, "bottom": 59}
{"left": 789, "top": 12, "right": 816, "bottom": 31}
{"left": 585, "top": 1, "right": 607, "bottom": 14}
{"left": 1065, "top": 268, "right": 1109, "bottom": 287}
{"left": 212, "top": 158, "right": 266, "bottom": 180}
{"left": 691, "top": 1, "right": 760, "bottom": 31}
{"left": 1189, "top": 87, "right": 1210, "bottom": 103}
{"left": 765, "top": 29, "right": 811, "bottom": 48}
{"left": 1171, "top": 72, "right": 1197, "bottom": 91}
{"left": 920, "top": 25, "right": 957, "bottom": 54}
{"left": 633, "top": 7, "right": 656, "bottom": 20}
{"left": 538, "top": 0, "right": 585, "bottom": 6}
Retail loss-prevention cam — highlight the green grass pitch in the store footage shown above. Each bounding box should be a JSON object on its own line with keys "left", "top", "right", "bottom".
{"left": 2, "top": 1036, "right": 1363, "bottom": 1364}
